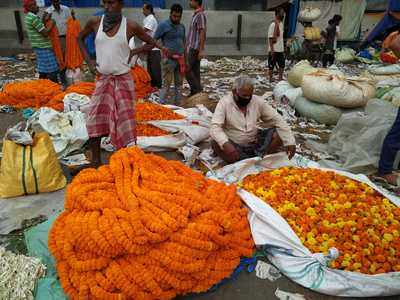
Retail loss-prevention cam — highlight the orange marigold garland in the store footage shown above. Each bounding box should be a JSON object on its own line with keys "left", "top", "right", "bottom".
{"left": 46, "top": 20, "right": 65, "bottom": 70}
{"left": 131, "top": 65, "right": 153, "bottom": 99}
{"left": 241, "top": 167, "right": 400, "bottom": 275}
{"left": 65, "top": 17, "right": 84, "bottom": 70}
{"left": 136, "top": 102, "right": 184, "bottom": 122}
{"left": 49, "top": 147, "right": 254, "bottom": 299}
{"left": 0, "top": 80, "right": 94, "bottom": 111}
{"left": 137, "top": 123, "right": 168, "bottom": 136}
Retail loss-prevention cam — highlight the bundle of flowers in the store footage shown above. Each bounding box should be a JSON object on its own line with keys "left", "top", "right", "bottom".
{"left": 65, "top": 17, "right": 84, "bottom": 70}
{"left": 65, "top": 81, "right": 95, "bottom": 96}
{"left": 0, "top": 79, "right": 62, "bottom": 109}
{"left": 241, "top": 167, "right": 400, "bottom": 275}
{"left": 48, "top": 147, "right": 254, "bottom": 299}
{"left": 136, "top": 102, "right": 184, "bottom": 122}
{"left": 131, "top": 65, "right": 153, "bottom": 99}
{"left": 46, "top": 20, "right": 65, "bottom": 70}
{"left": 0, "top": 80, "right": 95, "bottom": 111}
{"left": 137, "top": 123, "right": 169, "bottom": 136}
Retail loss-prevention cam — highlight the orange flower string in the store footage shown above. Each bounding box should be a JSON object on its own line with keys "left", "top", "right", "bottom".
{"left": 136, "top": 102, "right": 184, "bottom": 122}
{"left": 48, "top": 147, "right": 254, "bottom": 299}
{"left": 46, "top": 20, "right": 65, "bottom": 70}
{"left": 65, "top": 17, "right": 84, "bottom": 70}
{"left": 241, "top": 167, "right": 400, "bottom": 275}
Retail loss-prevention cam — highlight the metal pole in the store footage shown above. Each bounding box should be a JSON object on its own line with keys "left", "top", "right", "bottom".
{"left": 236, "top": 14, "right": 242, "bottom": 51}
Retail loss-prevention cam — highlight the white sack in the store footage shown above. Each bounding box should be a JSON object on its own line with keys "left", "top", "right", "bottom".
{"left": 367, "top": 64, "right": 400, "bottom": 75}
{"left": 298, "top": 7, "right": 322, "bottom": 22}
{"left": 335, "top": 48, "right": 356, "bottom": 63}
{"left": 273, "top": 81, "right": 303, "bottom": 107}
{"left": 63, "top": 93, "right": 91, "bottom": 115}
{"left": 288, "top": 60, "right": 317, "bottom": 87}
{"left": 302, "top": 73, "right": 375, "bottom": 108}
{"left": 28, "top": 108, "right": 88, "bottom": 158}
{"left": 295, "top": 96, "right": 343, "bottom": 125}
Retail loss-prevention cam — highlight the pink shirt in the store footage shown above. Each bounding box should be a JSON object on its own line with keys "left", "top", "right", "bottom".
{"left": 211, "top": 93, "right": 296, "bottom": 148}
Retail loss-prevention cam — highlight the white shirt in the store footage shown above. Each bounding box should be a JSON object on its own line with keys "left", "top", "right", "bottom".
{"left": 268, "top": 21, "right": 284, "bottom": 53}
{"left": 95, "top": 16, "right": 131, "bottom": 75}
{"left": 46, "top": 5, "right": 71, "bottom": 36}
{"left": 334, "top": 25, "right": 340, "bottom": 50}
{"left": 143, "top": 14, "right": 158, "bottom": 51}
{"left": 210, "top": 93, "right": 295, "bottom": 148}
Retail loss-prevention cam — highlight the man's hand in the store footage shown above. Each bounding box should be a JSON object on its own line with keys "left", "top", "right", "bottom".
{"left": 128, "top": 48, "right": 141, "bottom": 64}
{"left": 285, "top": 145, "right": 296, "bottom": 160}
{"left": 223, "top": 142, "right": 240, "bottom": 162}
{"left": 88, "top": 59, "right": 97, "bottom": 75}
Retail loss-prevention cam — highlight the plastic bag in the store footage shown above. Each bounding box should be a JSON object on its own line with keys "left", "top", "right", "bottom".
{"left": 295, "top": 96, "right": 344, "bottom": 125}
{"left": 273, "top": 81, "right": 302, "bottom": 107}
{"left": 302, "top": 72, "right": 376, "bottom": 108}
{"left": 298, "top": 7, "right": 321, "bottom": 22}
{"left": 28, "top": 108, "right": 89, "bottom": 158}
{"left": 319, "top": 99, "right": 398, "bottom": 174}
{"left": 65, "top": 68, "right": 82, "bottom": 86}
{"left": 335, "top": 48, "right": 356, "bottom": 63}
{"left": 287, "top": 60, "right": 317, "bottom": 87}
{"left": 63, "top": 92, "right": 91, "bottom": 114}
{"left": 4, "top": 122, "right": 33, "bottom": 145}
{"left": 381, "top": 87, "right": 400, "bottom": 107}
{"left": 0, "top": 132, "right": 66, "bottom": 198}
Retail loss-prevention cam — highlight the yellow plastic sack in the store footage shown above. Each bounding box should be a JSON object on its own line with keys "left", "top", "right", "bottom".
{"left": 304, "top": 27, "right": 321, "bottom": 41}
{"left": 0, "top": 132, "right": 66, "bottom": 198}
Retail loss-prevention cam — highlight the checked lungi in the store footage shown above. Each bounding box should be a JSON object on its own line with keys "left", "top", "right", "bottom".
{"left": 33, "top": 48, "right": 59, "bottom": 74}
{"left": 86, "top": 73, "right": 136, "bottom": 149}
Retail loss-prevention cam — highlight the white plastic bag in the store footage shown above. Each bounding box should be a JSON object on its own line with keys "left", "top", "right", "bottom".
{"left": 298, "top": 7, "right": 322, "bottom": 22}
{"left": 335, "top": 48, "right": 356, "bottom": 63}
{"left": 28, "top": 108, "right": 89, "bottom": 158}
{"left": 287, "top": 60, "right": 317, "bottom": 87}
{"left": 63, "top": 93, "right": 91, "bottom": 114}
{"left": 302, "top": 73, "right": 376, "bottom": 108}
{"left": 295, "top": 96, "right": 344, "bottom": 125}
{"left": 273, "top": 81, "right": 303, "bottom": 107}
{"left": 65, "top": 68, "right": 82, "bottom": 86}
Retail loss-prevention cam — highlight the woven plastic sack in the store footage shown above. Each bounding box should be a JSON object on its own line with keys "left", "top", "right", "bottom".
{"left": 335, "top": 48, "right": 356, "bottom": 63}
{"left": 287, "top": 60, "right": 317, "bottom": 87}
{"left": 382, "top": 87, "right": 400, "bottom": 107}
{"left": 367, "top": 64, "right": 400, "bottom": 75}
{"left": 298, "top": 7, "right": 322, "bottom": 22}
{"left": 295, "top": 96, "right": 343, "bottom": 125}
{"left": 302, "top": 72, "right": 376, "bottom": 108}
{"left": 304, "top": 27, "right": 321, "bottom": 41}
{"left": 0, "top": 132, "right": 66, "bottom": 198}
{"left": 273, "top": 81, "right": 303, "bottom": 107}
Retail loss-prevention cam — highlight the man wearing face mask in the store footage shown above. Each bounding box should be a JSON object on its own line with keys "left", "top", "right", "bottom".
{"left": 77, "top": 0, "right": 165, "bottom": 167}
{"left": 210, "top": 76, "right": 296, "bottom": 163}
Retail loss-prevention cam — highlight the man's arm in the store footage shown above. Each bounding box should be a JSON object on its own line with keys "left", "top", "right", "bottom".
{"left": 127, "top": 20, "right": 166, "bottom": 62}
{"left": 197, "top": 14, "right": 206, "bottom": 59}
{"left": 77, "top": 17, "right": 99, "bottom": 74}
{"left": 34, "top": 13, "right": 54, "bottom": 37}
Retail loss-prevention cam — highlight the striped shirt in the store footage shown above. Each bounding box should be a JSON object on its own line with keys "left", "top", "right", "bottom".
{"left": 187, "top": 8, "right": 206, "bottom": 51}
{"left": 25, "top": 12, "right": 52, "bottom": 49}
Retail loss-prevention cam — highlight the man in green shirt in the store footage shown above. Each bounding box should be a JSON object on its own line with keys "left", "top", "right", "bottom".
{"left": 24, "top": 0, "right": 59, "bottom": 83}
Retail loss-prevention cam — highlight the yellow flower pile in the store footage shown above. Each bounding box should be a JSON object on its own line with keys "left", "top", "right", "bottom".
{"left": 241, "top": 167, "right": 400, "bottom": 275}
{"left": 49, "top": 147, "right": 254, "bottom": 299}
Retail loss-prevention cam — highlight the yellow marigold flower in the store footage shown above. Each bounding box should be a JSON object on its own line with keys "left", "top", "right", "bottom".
{"left": 383, "top": 233, "right": 393, "bottom": 242}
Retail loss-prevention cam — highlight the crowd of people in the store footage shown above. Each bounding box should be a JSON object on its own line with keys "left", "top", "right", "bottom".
{"left": 20, "top": 0, "right": 400, "bottom": 186}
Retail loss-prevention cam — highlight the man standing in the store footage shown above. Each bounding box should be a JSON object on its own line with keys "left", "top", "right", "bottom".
{"left": 211, "top": 76, "right": 296, "bottom": 163}
{"left": 268, "top": 8, "right": 285, "bottom": 83}
{"left": 24, "top": 0, "right": 59, "bottom": 83}
{"left": 142, "top": 3, "right": 162, "bottom": 88}
{"left": 78, "top": 0, "right": 163, "bottom": 166}
{"left": 46, "top": 0, "right": 71, "bottom": 86}
{"left": 186, "top": 0, "right": 206, "bottom": 96}
{"left": 321, "top": 15, "right": 342, "bottom": 67}
{"left": 153, "top": 4, "right": 186, "bottom": 105}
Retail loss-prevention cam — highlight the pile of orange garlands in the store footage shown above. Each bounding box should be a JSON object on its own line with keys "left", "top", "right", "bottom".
{"left": 136, "top": 102, "right": 184, "bottom": 122}
{"left": 65, "top": 17, "right": 84, "bottom": 70}
{"left": 48, "top": 147, "right": 254, "bottom": 299}
{"left": 241, "top": 167, "right": 400, "bottom": 275}
{"left": 0, "top": 80, "right": 95, "bottom": 111}
{"left": 137, "top": 123, "right": 169, "bottom": 137}
{"left": 131, "top": 65, "right": 153, "bottom": 99}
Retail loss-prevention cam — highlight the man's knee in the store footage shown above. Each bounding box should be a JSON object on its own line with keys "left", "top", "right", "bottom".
{"left": 211, "top": 140, "right": 239, "bottom": 163}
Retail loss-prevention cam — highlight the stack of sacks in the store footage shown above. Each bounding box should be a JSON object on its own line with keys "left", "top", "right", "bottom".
{"left": 296, "top": 71, "right": 376, "bottom": 125}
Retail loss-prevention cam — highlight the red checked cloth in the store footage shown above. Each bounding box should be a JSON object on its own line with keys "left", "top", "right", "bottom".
{"left": 86, "top": 73, "right": 137, "bottom": 149}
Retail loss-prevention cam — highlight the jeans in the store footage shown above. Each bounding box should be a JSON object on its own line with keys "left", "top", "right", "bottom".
{"left": 378, "top": 108, "right": 400, "bottom": 175}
